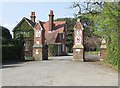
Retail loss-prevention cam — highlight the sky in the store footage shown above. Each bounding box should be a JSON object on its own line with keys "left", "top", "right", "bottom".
{"left": 1, "top": 0, "right": 117, "bottom": 36}
{"left": 0, "top": 2, "right": 80, "bottom": 36}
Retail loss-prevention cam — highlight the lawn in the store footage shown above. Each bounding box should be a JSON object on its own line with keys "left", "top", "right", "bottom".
{"left": 85, "top": 51, "right": 99, "bottom": 55}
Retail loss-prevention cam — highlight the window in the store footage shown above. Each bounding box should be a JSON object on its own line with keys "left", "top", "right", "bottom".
{"left": 36, "top": 41, "right": 40, "bottom": 44}
{"left": 35, "top": 29, "right": 41, "bottom": 37}
{"left": 24, "top": 42, "right": 30, "bottom": 51}
{"left": 63, "top": 33, "right": 65, "bottom": 39}
{"left": 25, "top": 32, "right": 30, "bottom": 37}
{"left": 59, "top": 33, "right": 62, "bottom": 41}
{"left": 62, "top": 44, "right": 65, "bottom": 51}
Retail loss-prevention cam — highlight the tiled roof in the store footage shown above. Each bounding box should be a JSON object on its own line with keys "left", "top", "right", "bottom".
{"left": 45, "top": 31, "right": 59, "bottom": 44}
{"left": 12, "top": 17, "right": 66, "bottom": 44}
{"left": 34, "top": 21, "right": 45, "bottom": 30}
{"left": 43, "top": 21, "right": 66, "bottom": 44}
{"left": 12, "top": 17, "right": 36, "bottom": 31}
{"left": 43, "top": 21, "right": 66, "bottom": 33}
{"left": 25, "top": 18, "right": 36, "bottom": 28}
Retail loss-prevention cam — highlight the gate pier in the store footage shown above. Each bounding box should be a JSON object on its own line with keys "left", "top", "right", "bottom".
{"left": 73, "top": 19, "right": 84, "bottom": 61}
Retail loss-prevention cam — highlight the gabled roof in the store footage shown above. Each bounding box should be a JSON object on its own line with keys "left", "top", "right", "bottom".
{"left": 34, "top": 21, "right": 45, "bottom": 30}
{"left": 43, "top": 21, "right": 66, "bottom": 33}
{"left": 25, "top": 18, "right": 36, "bottom": 28}
{"left": 12, "top": 16, "right": 66, "bottom": 44}
{"left": 43, "top": 21, "right": 66, "bottom": 44}
{"left": 12, "top": 17, "right": 36, "bottom": 32}
{"left": 45, "top": 31, "right": 59, "bottom": 44}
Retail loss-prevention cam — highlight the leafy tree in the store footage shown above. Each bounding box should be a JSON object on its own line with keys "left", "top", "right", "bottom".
{"left": 0, "top": 26, "right": 12, "bottom": 45}
{"left": 1, "top": 26, "right": 12, "bottom": 39}
{"left": 70, "top": 1, "right": 103, "bottom": 16}
{"left": 55, "top": 18, "right": 76, "bottom": 52}
{"left": 1, "top": 26, "right": 25, "bottom": 62}
{"left": 71, "top": 1, "right": 119, "bottom": 69}
{"left": 70, "top": 2, "right": 102, "bottom": 51}
{"left": 96, "top": 2, "right": 119, "bottom": 68}
{"left": 55, "top": 15, "right": 101, "bottom": 52}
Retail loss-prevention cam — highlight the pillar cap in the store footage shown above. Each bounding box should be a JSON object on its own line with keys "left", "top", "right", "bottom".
{"left": 73, "top": 44, "right": 84, "bottom": 49}
{"left": 100, "top": 44, "right": 107, "bottom": 49}
{"left": 33, "top": 44, "right": 42, "bottom": 48}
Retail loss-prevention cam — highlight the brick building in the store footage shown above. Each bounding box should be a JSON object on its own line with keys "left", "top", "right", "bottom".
{"left": 13, "top": 10, "right": 67, "bottom": 60}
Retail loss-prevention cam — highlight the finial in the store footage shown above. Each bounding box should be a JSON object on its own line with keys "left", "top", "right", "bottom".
{"left": 77, "top": 18, "right": 80, "bottom": 22}
{"left": 102, "top": 38, "right": 106, "bottom": 44}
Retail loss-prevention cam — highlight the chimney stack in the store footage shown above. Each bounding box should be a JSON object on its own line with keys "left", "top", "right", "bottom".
{"left": 49, "top": 10, "right": 54, "bottom": 31}
{"left": 30, "top": 11, "right": 36, "bottom": 22}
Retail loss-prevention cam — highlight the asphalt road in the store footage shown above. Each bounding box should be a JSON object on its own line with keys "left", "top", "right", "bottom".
{"left": 2, "top": 55, "right": 118, "bottom": 86}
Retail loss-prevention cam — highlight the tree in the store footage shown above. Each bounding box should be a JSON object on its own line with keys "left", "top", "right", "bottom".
{"left": 1, "top": 26, "right": 25, "bottom": 62}
{"left": 70, "top": 1, "right": 103, "bottom": 16}
{"left": 70, "top": 2, "right": 102, "bottom": 51}
{"left": 0, "top": 26, "right": 12, "bottom": 44}
{"left": 95, "top": 2, "right": 119, "bottom": 68}
{"left": 55, "top": 18, "right": 76, "bottom": 52}
{"left": 71, "top": 1, "right": 119, "bottom": 68}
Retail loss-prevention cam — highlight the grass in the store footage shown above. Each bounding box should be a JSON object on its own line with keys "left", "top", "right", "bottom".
{"left": 25, "top": 56, "right": 33, "bottom": 61}
{"left": 85, "top": 51, "right": 99, "bottom": 55}
{"left": 91, "top": 59, "right": 118, "bottom": 72}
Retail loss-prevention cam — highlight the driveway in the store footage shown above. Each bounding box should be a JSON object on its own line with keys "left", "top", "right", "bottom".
{"left": 2, "top": 55, "right": 118, "bottom": 86}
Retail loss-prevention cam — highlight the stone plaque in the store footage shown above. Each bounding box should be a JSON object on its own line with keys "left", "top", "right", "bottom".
{"left": 35, "top": 49, "right": 39, "bottom": 54}
{"left": 76, "top": 49, "right": 80, "bottom": 52}
{"left": 75, "top": 30, "right": 82, "bottom": 45}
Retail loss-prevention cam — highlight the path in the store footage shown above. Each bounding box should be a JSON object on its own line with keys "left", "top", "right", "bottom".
{"left": 2, "top": 55, "right": 118, "bottom": 86}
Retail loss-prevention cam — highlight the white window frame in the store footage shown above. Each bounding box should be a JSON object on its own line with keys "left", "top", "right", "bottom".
{"left": 24, "top": 42, "right": 30, "bottom": 51}
{"left": 62, "top": 44, "right": 65, "bottom": 52}
{"left": 35, "top": 29, "right": 41, "bottom": 37}
{"left": 63, "top": 33, "right": 65, "bottom": 39}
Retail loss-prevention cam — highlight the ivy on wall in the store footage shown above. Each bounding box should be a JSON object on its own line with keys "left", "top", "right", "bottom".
{"left": 14, "top": 19, "right": 34, "bottom": 40}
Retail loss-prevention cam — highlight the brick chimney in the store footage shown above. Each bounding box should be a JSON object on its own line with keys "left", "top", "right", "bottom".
{"left": 49, "top": 10, "right": 54, "bottom": 31}
{"left": 30, "top": 11, "right": 36, "bottom": 22}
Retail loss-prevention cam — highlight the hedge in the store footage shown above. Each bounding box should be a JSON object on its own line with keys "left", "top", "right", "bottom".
{"left": 2, "top": 45, "right": 24, "bottom": 62}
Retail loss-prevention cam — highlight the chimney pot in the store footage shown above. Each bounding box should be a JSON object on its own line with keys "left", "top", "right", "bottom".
{"left": 30, "top": 11, "right": 36, "bottom": 22}
{"left": 50, "top": 10, "right": 53, "bottom": 15}
{"left": 31, "top": 12, "right": 35, "bottom": 16}
{"left": 49, "top": 10, "right": 54, "bottom": 31}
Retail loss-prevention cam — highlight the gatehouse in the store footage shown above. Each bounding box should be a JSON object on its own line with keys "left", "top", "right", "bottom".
{"left": 12, "top": 10, "right": 107, "bottom": 61}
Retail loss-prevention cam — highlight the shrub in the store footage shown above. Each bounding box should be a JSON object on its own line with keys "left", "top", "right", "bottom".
{"left": 2, "top": 45, "right": 24, "bottom": 62}
{"left": 48, "top": 44, "right": 56, "bottom": 57}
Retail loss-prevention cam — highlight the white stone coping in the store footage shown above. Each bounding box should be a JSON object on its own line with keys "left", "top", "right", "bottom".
{"left": 100, "top": 44, "right": 107, "bottom": 49}
{"left": 73, "top": 44, "right": 84, "bottom": 49}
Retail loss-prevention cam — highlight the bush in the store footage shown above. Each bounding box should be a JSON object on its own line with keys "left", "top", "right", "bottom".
{"left": 2, "top": 45, "right": 24, "bottom": 62}
{"left": 105, "top": 38, "right": 119, "bottom": 69}
{"left": 48, "top": 44, "right": 56, "bottom": 56}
